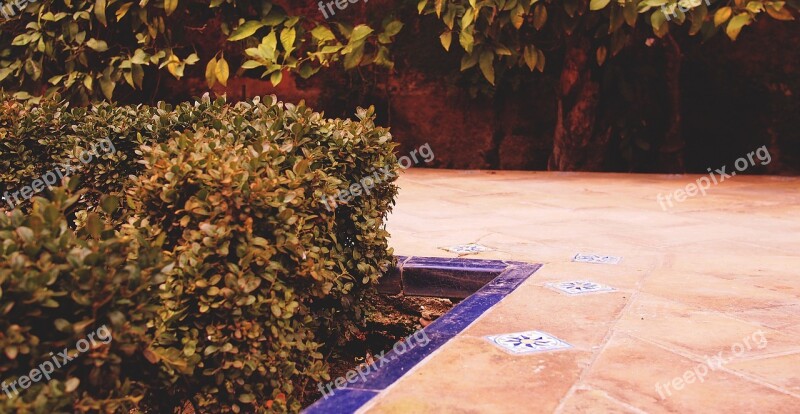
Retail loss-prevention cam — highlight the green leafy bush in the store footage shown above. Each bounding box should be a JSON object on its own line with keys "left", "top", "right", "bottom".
{"left": 0, "top": 187, "right": 166, "bottom": 413}
{"left": 0, "top": 94, "right": 399, "bottom": 412}
{"left": 131, "top": 96, "right": 397, "bottom": 412}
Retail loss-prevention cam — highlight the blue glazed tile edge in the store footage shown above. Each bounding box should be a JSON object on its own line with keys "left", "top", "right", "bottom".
{"left": 302, "top": 258, "right": 543, "bottom": 414}
{"left": 302, "top": 389, "right": 379, "bottom": 414}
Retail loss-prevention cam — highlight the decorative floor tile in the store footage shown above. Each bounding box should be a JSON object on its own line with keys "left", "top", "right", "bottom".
{"left": 440, "top": 243, "right": 494, "bottom": 255}
{"left": 572, "top": 253, "right": 622, "bottom": 265}
{"left": 546, "top": 280, "right": 617, "bottom": 295}
{"left": 486, "top": 330, "right": 572, "bottom": 355}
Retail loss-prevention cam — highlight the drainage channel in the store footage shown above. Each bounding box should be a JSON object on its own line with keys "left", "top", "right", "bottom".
{"left": 303, "top": 256, "right": 543, "bottom": 414}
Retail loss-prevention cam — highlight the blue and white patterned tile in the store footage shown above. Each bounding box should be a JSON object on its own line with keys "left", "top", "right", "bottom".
{"left": 546, "top": 280, "right": 616, "bottom": 295}
{"left": 440, "top": 243, "right": 494, "bottom": 255}
{"left": 486, "top": 330, "right": 572, "bottom": 355}
{"left": 572, "top": 253, "right": 622, "bottom": 265}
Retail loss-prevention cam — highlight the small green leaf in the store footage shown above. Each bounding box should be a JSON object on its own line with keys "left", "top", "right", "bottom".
{"left": 511, "top": 4, "right": 525, "bottom": 29}
{"left": 384, "top": 20, "right": 404, "bottom": 36}
{"left": 86, "top": 213, "right": 103, "bottom": 238}
{"left": 205, "top": 56, "right": 217, "bottom": 87}
{"left": 459, "top": 28, "right": 474, "bottom": 53}
{"left": 270, "top": 70, "right": 283, "bottom": 86}
{"left": 439, "top": 31, "right": 452, "bottom": 51}
{"left": 590, "top": 0, "right": 611, "bottom": 11}
{"left": 478, "top": 50, "right": 495, "bottom": 85}
{"left": 311, "top": 26, "right": 336, "bottom": 41}
{"left": 534, "top": 4, "right": 548, "bottom": 30}
{"left": 95, "top": 0, "right": 107, "bottom": 26}
{"left": 280, "top": 28, "right": 296, "bottom": 54}
{"left": 116, "top": 2, "right": 133, "bottom": 21}
{"left": 344, "top": 43, "right": 364, "bottom": 69}
{"left": 86, "top": 38, "right": 108, "bottom": 52}
{"left": 350, "top": 25, "right": 374, "bottom": 42}
{"left": 215, "top": 56, "right": 229, "bottom": 86}
{"left": 523, "top": 45, "right": 538, "bottom": 71}
{"left": 228, "top": 21, "right": 266, "bottom": 41}
{"left": 164, "top": 0, "right": 179, "bottom": 16}
{"left": 460, "top": 53, "right": 478, "bottom": 70}
{"left": 726, "top": 13, "right": 752, "bottom": 40}
{"left": 418, "top": 0, "right": 428, "bottom": 14}
{"left": 101, "top": 195, "right": 120, "bottom": 214}
{"left": 715, "top": 7, "right": 733, "bottom": 26}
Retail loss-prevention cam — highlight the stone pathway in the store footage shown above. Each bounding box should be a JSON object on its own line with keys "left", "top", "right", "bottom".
{"left": 363, "top": 170, "right": 800, "bottom": 413}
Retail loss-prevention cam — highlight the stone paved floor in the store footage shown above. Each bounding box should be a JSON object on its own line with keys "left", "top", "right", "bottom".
{"left": 362, "top": 170, "right": 800, "bottom": 413}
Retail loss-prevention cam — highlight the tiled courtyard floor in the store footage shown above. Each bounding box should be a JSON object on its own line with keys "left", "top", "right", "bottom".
{"left": 364, "top": 170, "right": 800, "bottom": 413}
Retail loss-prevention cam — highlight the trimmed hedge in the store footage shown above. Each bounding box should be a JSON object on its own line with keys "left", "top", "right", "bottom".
{"left": 0, "top": 188, "right": 165, "bottom": 413}
{"left": 0, "top": 95, "right": 399, "bottom": 412}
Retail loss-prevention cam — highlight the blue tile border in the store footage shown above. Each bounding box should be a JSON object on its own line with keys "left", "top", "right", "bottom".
{"left": 302, "top": 389, "right": 379, "bottom": 414}
{"left": 302, "top": 258, "right": 542, "bottom": 414}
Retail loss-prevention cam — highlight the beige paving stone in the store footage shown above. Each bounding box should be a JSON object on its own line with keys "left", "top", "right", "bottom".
{"left": 640, "top": 272, "right": 797, "bottom": 312}
{"left": 557, "top": 387, "right": 647, "bottom": 414}
{"left": 583, "top": 334, "right": 799, "bottom": 414}
{"left": 367, "top": 170, "right": 800, "bottom": 413}
{"left": 728, "top": 305, "right": 800, "bottom": 330}
{"left": 615, "top": 293, "right": 800, "bottom": 359}
{"left": 360, "top": 336, "right": 591, "bottom": 414}
{"left": 461, "top": 283, "right": 629, "bottom": 350}
{"left": 725, "top": 352, "right": 800, "bottom": 394}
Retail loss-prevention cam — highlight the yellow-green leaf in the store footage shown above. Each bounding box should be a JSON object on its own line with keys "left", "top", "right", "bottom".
{"left": 590, "top": 0, "right": 611, "bottom": 11}
{"left": 511, "top": 4, "right": 525, "bottom": 29}
{"left": 132, "top": 63, "right": 144, "bottom": 88}
{"left": 164, "top": 0, "right": 178, "bottom": 16}
{"left": 116, "top": 2, "right": 133, "bottom": 21}
{"left": 311, "top": 26, "right": 336, "bottom": 41}
{"left": 350, "top": 25, "right": 373, "bottom": 42}
{"left": 714, "top": 7, "right": 733, "bottom": 26}
{"left": 523, "top": 45, "right": 538, "bottom": 71}
{"left": 534, "top": 4, "right": 548, "bottom": 30}
{"left": 101, "top": 195, "right": 120, "bottom": 214}
{"left": 86, "top": 38, "right": 108, "bottom": 52}
{"left": 745, "top": 1, "right": 764, "bottom": 13}
{"left": 95, "top": 0, "right": 107, "bottom": 26}
{"left": 418, "top": 0, "right": 428, "bottom": 14}
{"left": 479, "top": 50, "right": 495, "bottom": 85}
{"left": 344, "top": 43, "right": 364, "bottom": 69}
{"left": 280, "top": 27, "right": 296, "bottom": 54}
{"left": 270, "top": 70, "right": 283, "bottom": 86}
{"left": 384, "top": 20, "right": 404, "bottom": 36}
{"left": 205, "top": 56, "right": 217, "bottom": 87}
{"left": 215, "top": 55, "right": 230, "bottom": 86}
{"left": 439, "top": 31, "right": 452, "bottom": 51}
{"left": 228, "top": 21, "right": 266, "bottom": 41}
{"left": 459, "top": 28, "right": 474, "bottom": 53}
{"left": 726, "top": 13, "right": 752, "bottom": 40}
{"left": 99, "top": 75, "right": 115, "bottom": 99}
{"left": 536, "top": 49, "right": 546, "bottom": 72}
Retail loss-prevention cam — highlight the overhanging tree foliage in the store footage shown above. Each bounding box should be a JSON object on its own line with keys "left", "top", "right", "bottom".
{"left": 0, "top": 0, "right": 401, "bottom": 103}
{"left": 416, "top": 0, "right": 798, "bottom": 170}
{"left": 1, "top": 0, "right": 796, "bottom": 170}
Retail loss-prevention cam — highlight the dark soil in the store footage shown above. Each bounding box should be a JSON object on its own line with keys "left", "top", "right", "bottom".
{"left": 301, "top": 292, "right": 455, "bottom": 407}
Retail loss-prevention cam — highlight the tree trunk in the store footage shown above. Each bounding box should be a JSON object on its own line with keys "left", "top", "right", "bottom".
{"left": 549, "top": 37, "right": 611, "bottom": 171}
{"left": 659, "top": 34, "right": 685, "bottom": 172}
